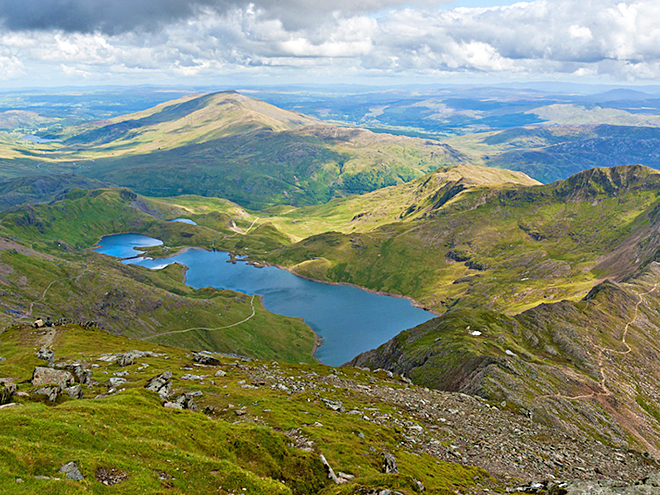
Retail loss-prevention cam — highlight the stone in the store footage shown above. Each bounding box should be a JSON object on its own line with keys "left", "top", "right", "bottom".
{"left": 163, "top": 401, "right": 183, "bottom": 409}
{"left": 32, "top": 367, "right": 75, "bottom": 389}
{"left": 319, "top": 454, "right": 340, "bottom": 484}
{"left": 413, "top": 478, "right": 425, "bottom": 492}
{"left": 0, "top": 379, "right": 17, "bottom": 405}
{"left": 33, "top": 319, "right": 44, "bottom": 328}
{"left": 33, "top": 385, "right": 60, "bottom": 402}
{"left": 107, "top": 377, "right": 127, "bottom": 388}
{"left": 65, "top": 385, "right": 83, "bottom": 399}
{"left": 95, "top": 466, "right": 128, "bottom": 486}
{"left": 321, "top": 398, "right": 345, "bottom": 413}
{"left": 214, "top": 370, "right": 226, "bottom": 377}
{"left": 193, "top": 352, "right": 221, "bottom": 365}
{"left": 0, "top": 403, "right": 20, "bottom": 410}
{"left": 36, "top": 347, "right": 54, "bottom": 367}
{"left": 116, "top": 355, "right": 134, "bottom": 367}
{"left": 145, "top": 372, "right": 172, "bottom": 400}
{"left": 381, "top": 452, "right": 398, "bottom": 474}
{"left": 59, "top": 461, "right": 83, "bottom": 481}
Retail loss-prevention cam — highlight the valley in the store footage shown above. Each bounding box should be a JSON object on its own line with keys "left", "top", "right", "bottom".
{"left": 4, "top": 88, "right": 660, "bottom": 493}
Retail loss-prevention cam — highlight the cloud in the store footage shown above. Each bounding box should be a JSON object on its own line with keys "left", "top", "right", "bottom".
{"left": 1, "top": 0, "right": 660, "bottom": 84}
{"left": 0, "top": 0, "right": 443, "bottom": 34}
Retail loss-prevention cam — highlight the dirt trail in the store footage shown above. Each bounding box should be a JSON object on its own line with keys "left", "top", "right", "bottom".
{"left": 140, "top": 295, "right": 256, "bottom": 341}
{"left": 27, "top": 263, "right": 90, "bottom": 317}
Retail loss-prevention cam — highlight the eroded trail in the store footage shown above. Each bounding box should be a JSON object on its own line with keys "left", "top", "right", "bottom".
{"left": 545, "top": 283, "right": 657, "bottom": 402}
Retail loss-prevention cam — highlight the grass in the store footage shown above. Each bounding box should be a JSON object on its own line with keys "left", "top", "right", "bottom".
{"left": 0, "top": 323, "right": 488, "bottom": 494}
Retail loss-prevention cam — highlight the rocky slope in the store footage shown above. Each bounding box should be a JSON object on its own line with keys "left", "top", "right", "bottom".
{"left": 348, "top": 262, "right": 660, "bottom": 459}
{"left": 2, "top": 322, "right": 660, "bottom": 494}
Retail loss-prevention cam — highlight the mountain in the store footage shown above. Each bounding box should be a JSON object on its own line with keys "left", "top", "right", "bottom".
{"left": 348, "top": 265, "right": 660, "bottom": 455}
{"left": 0, "top": 91, "right": 463, "bottom": 209}
{"left": 64, "top": 90, "right": 320, "bottom": 152}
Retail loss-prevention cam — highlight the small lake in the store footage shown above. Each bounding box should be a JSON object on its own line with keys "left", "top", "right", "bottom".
{"left": 21, "top": 135, "right": 62, "bottom": 144}
{"left": 95, "top": 233, "right": 434, "bottom": 366}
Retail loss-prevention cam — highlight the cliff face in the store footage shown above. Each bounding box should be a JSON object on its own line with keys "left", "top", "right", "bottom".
{"left": 347, "top": 263, "right": 660, "bottom": 456}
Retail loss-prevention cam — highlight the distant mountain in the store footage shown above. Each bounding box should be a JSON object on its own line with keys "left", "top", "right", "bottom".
{"left": 55, "top": 92, "right": 469, "bottom": 208}
{"left": 66, "top": 90, "right": 319, "bottom": 152}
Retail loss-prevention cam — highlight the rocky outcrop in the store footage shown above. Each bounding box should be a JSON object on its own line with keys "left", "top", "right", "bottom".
{"left": 145, "top": 372, "right": 172, "bottom": 400}
{"left": 0, "top": 378, "right": 16, "bottom": 404}
{"left": 36, "top": 347, "right": 54, "bottom": 367}
{"left": 193, "top": 352, "right": 221, "bottom": 366}
{"left": 32, "top": 367, "right": 75, "bottom": 389}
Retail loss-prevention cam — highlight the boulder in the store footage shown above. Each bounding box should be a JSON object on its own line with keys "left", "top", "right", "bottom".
{"left": 33, "top": 385, "right": 60, "bottom": 402}
{"left": 59, "top": 461, "right": 83, "bottom": 481}
{"left": 381, "top": 452, "right": 398, "bottom": 474}
{"left": 36, "top": 347, "right": 54, "bottom": 367}
{"left": 319, "top": 454, "right": 340, "bottom": 484}
{"left": 64, "top": 385, "right": 83, "bottom": 399}
{"left": 321, "top": 398, "right": 345, "bottom": 413}
{"left": 193, "top": 352, "right": 220, "bottom": 366}
{"left": 0, "top": 379, "right": 17, "bottom": 405}
{"left": 32, "top": 367, "right": 74, "bottom": 389}
{"left": 145, "top": 372, "right": 172, "bottom": 400}
{"left": 107, "top": 377, "right": 127, "bottom": 388}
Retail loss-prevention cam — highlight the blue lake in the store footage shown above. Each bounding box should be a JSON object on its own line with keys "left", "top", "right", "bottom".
{"left": 95, "top": 233, "right": 435, "bottom": 366}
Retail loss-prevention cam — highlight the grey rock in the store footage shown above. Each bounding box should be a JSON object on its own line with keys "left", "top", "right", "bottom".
{"left": 214, "top": 370, "right": 226, "bottom": 377}
{"left": 107, "top": 377, "right": 127, "bottom": 388}
{"left": 163, "top": 401, "right": 183, "bottom": 410}
{"left": 320, "top": 454, "right": 340, "bottom": 484}
{"left": 116, "top": 355, "right": 134, "bottom": 367}
{"left": 413, "top": 478, "right": 425, "bottom": 492}
{"left": 0, "top": 357, "right": 5, "bottom": 361}
{"left": 33, "top": 385, "right": 60, "bottom": 402}
{"left": 181, "top": 374, "right": 208, "bottom": 380}
{"left": 36, "top": 347, "right": 54, "bottom": 367}
{"left": 171, "top": 394, "right": 198, "bottom": 411}
{"left": 193, "top": 352, "right": 220, "bottom": 365}
{"left": 321, "top": 398, "right": 345, "bottom": 413}
{"left": 507, "top": 481, "right": 546, "bottom": 494}
{"left": 381, "top": 452, "right": 398, "bottom": 474}
{"left": 32, "top": 367, "right": 74, "bottom": 389}
{"left": 64, "top": 385, "right": 83, "bottom": 399}
{"left": 0, "top": 379, "right": 17, "bottom": 405}
{"left": 59, "top": 461, "right": 83, "bottom": 481}
{"left": 145, "top": 372, "right": 172, "bottom": 400}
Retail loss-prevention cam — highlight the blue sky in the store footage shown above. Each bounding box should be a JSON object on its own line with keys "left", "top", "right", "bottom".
{"left": 0, "top": 0, "right": 657, "bottom": 88}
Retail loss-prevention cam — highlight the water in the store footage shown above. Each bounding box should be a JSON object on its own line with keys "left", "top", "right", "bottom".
{"left": 21, "top": 135, "right": 62, "bottom": 144}
{"left": 95, "top": 233, "right": 434, "bottom": 365}
{"left": 93, "top": 233, "right": 163, "bottom": 259}
{"left": 171, "top": 218, "right": 197, "bottom": 225}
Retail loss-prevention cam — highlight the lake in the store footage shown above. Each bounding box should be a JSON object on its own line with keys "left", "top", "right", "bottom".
{"left": 95, "top": 233, "right": 434, "bottom": 366}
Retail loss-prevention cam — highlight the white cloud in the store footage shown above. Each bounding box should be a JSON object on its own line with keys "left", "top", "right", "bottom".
{"left": 2, "top": 0, "right": 660, "bottom": 85}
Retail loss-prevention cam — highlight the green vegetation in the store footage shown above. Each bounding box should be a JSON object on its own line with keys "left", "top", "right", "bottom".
{"left": 0, "top": 322, "right": 488, "bottom": 494}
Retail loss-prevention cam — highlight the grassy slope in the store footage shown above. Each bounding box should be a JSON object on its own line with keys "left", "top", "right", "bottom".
{"left": 0, "top": 92, "right": 469, "bottom": 209}
{"left": 0, "top": 188, "right": 316, "bottom": 364}
{"left": 0, "top": 323, "right": 487, "bottom": 494}
{"left": 148, "top": 164, "right": 660, "bottom": 317}
{"left": 348, "top": 264, "right": 660, "bottom": 455}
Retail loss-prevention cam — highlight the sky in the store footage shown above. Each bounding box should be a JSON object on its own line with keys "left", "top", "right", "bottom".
{"left": 0, "top": 0, "right": 658, "bottom": 88}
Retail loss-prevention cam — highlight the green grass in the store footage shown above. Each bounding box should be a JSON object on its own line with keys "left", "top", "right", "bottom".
{"left": 0, "top": 323, "right": 488, "bottom": 494}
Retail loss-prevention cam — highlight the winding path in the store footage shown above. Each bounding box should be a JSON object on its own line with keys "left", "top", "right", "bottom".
{"left": 27, "top": 263, "right": 90, "bottom": 317}
{"left": 140, "top": 294, "right": 257, "bottom": 341}
{"left": 543, "top": 283, "right": 657, "bottom": 401}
